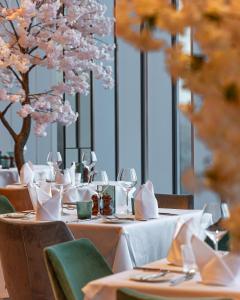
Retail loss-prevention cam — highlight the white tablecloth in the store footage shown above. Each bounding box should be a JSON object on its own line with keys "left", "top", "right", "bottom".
{"left": 0, "top": 165, "right": 51, "bottom": 187}
{"left": 83, "top": 258, "right": 240, "bottom": 300}
{"left": 0, "top": 168, "right": 19, "bottom": 187}
{"left": 65, "top": 209, "right": 211, "bottom": 273}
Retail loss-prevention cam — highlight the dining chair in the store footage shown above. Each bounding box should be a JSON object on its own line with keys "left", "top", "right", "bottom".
{"left": 0, "top": 219, "right": 74, "bottom": 300}
{"left": 0, "top": 186, "right": 33, "bottom": 211}
{"left": 155, "top": 194, "right": 194, "bottom": 209}
{"left": 44, "top": 238, "right": 113, "bottom": 300}
{"left": 117, "top": 288, "right": 232, "bottom": 300}
{"left": 0, "top": 195, "right": 16, "bottom": 214}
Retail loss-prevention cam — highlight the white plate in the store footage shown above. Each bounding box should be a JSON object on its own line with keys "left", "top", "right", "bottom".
{"left": 4, "top": 212, "right": 28, "bottom": 219}
{"left": 130, "top": 272, "right": 172, "bottom": 283}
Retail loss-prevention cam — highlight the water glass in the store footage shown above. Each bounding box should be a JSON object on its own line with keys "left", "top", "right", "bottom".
{"left": 75, "top": 173, "right": 82, "bottom": 185}
{"left": 181, "top": 244, "right": 196, "bottom": 273}
{"left": 76, "top": 200, "right": 93, "bottom": 219}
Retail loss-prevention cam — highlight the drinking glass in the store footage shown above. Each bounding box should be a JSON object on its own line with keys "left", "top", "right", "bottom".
{"left": 76, "top": 200, "right": 93, "bottom": 219}
{"left": 47, "top": 152, "right": 62, "bottom": 181}
{"left": 92, "top": 171, "right": 109, "bottom": 216}
{"left": 181, "top": 244, "right": 197, "bottom": 273}
{"left": 205, "top": 225, "right": 227, "bottom": 251}
{"left": 117, "top": 168, "right": 137, "bottom": 214}
{"left": 204, "top": 202, "right": 228, "bottom": 251}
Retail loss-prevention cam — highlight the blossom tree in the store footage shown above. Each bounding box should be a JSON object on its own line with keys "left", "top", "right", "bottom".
{"left": 116, "top": 0, "right": 240, "bottom": 248}
{"left": 0, "top": 0, "right": 114, "bottom": 172}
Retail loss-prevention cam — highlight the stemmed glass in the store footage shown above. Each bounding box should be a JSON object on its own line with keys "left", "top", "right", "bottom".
{"left": 117, "top": 168, "right": 137, "bottom": 214}
{"left": 205, "top": 225, "right": 227, "bottom": 252}
{"left": 204, "top": 203, "right": 228, "bottom": 252}
{"left": 47, "top": 152, "right": 62, "bottom": 181}
{"left": 92, "top": 171, "right": 109, "bottom": 216}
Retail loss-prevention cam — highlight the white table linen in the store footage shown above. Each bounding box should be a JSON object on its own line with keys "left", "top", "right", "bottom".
{"left": 0, "top": 168, "right": 19, "bottom": 187}
{"left": 83, "top": 259, "right": 240, "bottom": 300}
{"left": 0, "top": 165, "right": 51, "bottom": 187}
{"left": 65, "top": 209, "right": 210, "bottom": 272}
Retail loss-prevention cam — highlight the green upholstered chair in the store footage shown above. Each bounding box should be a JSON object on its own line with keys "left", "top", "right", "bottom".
{"left": 44, "top": 238, "right": 113, "bottom": 300}
{"left": 117, "top": 288, "right": 232, "bottom": 300}
{"left": 0, "top": 194, "right": 16, "bottom": 214}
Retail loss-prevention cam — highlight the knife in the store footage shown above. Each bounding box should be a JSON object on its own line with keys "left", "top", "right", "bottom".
{"left": 134, "top": 266, "right": 184, "bottom": 274}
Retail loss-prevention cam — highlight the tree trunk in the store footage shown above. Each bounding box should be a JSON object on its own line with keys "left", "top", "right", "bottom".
{"left": 14, "top": 115, "right": 31, "bottom": 173}
{"left": 14, "top": 72, "right": 31, "bottom": 174}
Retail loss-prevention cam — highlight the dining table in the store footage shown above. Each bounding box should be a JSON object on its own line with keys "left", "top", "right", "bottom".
{"left": 0, "top": 208, "right": 212, "bottom": 298}
{"left": 83, "top": 258, "right": 240, "bottom": 300}
{"left": 64, "top": 208, "right": 211, "bottom": 273}
{"left": 0, "top": 165, "right": 51, "bottom": 187}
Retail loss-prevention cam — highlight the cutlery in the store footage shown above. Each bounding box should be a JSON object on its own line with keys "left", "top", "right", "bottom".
{"left": 140, "top": 270, "right": 168, "bottom": 280}
{"left": 134, "top": 267, "right": 184, "bottom": 274}
{"left": 109, "top": 215, "right": 135, "bottom": 221}
{"left": 169, "top": 270, "right": 195, "bottom": 286}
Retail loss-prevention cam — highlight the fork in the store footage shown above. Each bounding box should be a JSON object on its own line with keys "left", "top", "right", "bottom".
{"left": 169, "top": 270, "right": 195, "bottom": 286}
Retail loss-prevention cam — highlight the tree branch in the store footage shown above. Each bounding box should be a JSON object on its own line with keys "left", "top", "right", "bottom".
{"left": 2, "top": 102, "right": 13, "bottom": 116}
{"left": 7, "top": 66, "right": 23, "bottom": 86}
{"left": 0, "top": 113, "right": 17, "bottom": 141}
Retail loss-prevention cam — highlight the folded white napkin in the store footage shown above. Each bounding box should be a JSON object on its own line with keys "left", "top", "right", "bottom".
{"left": 55, "top": 169, "right": 71, "bottom": 185}
{"left": 29, "top": 183, "right": 62, "bottom": 221}
{"left": 134, "top": 180, "right": 158, "bottom": 220}
{"left": 192, "top": 235, "right": 240, "bottom": 286}
{"left": 78, "top": 186, "right": 97, "bottom": 201}
{"left": 62, "top": 186, "right": 81, "bottom": 203}
{"left": 20, "top": 162, "right": 34, "bottom": 184}
{"left": 167, "top": 217, "right": 195, "bottom": 266}
{"left": 28, "top": 183, "right": 38, "bottom": 211}
{"left": 167, "top": 211, "right": 206, "bottom": 266}
{"left": 69, "top": 163, "right": 76, "bottom": 186}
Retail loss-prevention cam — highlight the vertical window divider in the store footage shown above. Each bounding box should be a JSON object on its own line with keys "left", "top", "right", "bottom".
{"left": 140, "top": 50, "right": 149, "bottom": 184}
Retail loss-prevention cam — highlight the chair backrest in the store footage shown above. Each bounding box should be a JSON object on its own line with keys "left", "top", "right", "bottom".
{"left": 117, "top": 288, "right": 232, "bottom": 300}
{"left": 155, "top": 194, "right": 193, "bottom": 209}
{"left": 0, "top": 219, "right": 74, "bottom": 300}
{"left": 0, "top": 195, "right": 16, "bottom": 214}
{"left": 44, "top": 238, "right": 113, "bottom": 300}
{"left": 0, "top": 187, "right": 33, "bottom": 211}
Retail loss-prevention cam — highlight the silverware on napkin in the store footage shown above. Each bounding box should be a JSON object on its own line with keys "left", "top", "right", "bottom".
{"left": 169, "top": 270, "right": 195, "bottom": 286}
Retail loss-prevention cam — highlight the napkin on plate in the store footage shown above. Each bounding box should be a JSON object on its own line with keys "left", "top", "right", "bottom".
{"left": 192, "top": 235, "right": 240, "bottom": 286}
{"left": 20, "top": 162, "right": 34, "bottom": 184}
{"left": 62, "top": 186, "right": 81, "bottom": 204}
{"left": 167, "top": 217, "right": 201, "bottom": 266}
{"left": 29, "top": 183, "right": 62, "bottom": 221}
{"left": 134, "top": 180, "right": 158, "bottom": 220}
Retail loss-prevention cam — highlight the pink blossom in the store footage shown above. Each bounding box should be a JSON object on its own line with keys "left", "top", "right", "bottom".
{"left": 0, "top": 89, "right": 8, "bottom": 101}
{"left": 0, "top": 0, "right": 114, "bottom": 137}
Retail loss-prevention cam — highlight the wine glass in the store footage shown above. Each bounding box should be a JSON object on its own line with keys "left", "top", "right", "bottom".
{"left": 205, "top": 225, "right": 227, "bottom": 252}
{"left": 204, "top": 202, "right": 228, "bottom": 252}
{"left": 47, "top": 152, "right": 62, "bottom": 181}
{"left": 117, "top": 168, "right": 137, "bottom": 214}
{"left": 92, "top": 171, "right": 109, "bottom": 216}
